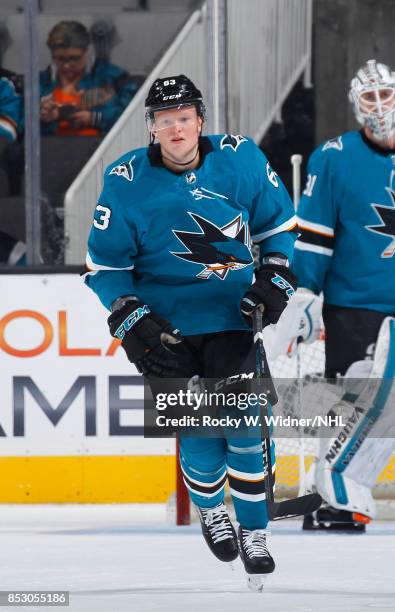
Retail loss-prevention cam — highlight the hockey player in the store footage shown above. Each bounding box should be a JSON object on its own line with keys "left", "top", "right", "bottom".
{"left": 84, "top": 74, "right": 298, "bottom": 587}
{"left": 290, "top": 59, "right": 395, "bottom": 530}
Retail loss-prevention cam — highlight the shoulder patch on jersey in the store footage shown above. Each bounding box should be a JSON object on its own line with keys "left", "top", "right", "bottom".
{"left": 109, "top": 155, "right": 136, "bottom": 181}
{"left": 220, "top": 134, "right": 247, "bottom": 152}
{"left": 322, "top": 136, "right": 343, "bottom": 152}
{"left": 266, "top": 161, "right": 279, "bottom": 188}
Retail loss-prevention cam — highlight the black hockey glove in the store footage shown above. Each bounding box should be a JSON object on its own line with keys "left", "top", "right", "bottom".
{"left": 240, "top": 264, "right": 297, "bottom": 328}
{"left": 108, "top": 298, "right": 197, "bottom": 378}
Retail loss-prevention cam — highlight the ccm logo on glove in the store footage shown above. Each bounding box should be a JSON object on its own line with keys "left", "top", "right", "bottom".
{"left": 240, "top": 264, "right": 297, "bottom": 328}
{"left": 108, "top": 298, "right": 198, "bottom": 377}
{"left": 114, "top": 304, "right": 150, "bottom": 339}
{"left": 270, "top": 273, "right": 295, "bottom": 298}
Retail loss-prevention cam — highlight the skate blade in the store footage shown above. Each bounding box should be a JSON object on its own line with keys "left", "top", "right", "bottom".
{"left": 228, "top": 561, "right": 236, "bottom": 572}
{"left": 247, "top": 574, "right": 268, "bottom": 592}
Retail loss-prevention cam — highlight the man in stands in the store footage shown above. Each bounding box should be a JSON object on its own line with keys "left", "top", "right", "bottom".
{"left": 40, "top": 21, "right": 138, "bottom": 136}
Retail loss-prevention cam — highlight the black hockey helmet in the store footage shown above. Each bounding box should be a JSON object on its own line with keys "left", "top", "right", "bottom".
{"left": 145, "top": 74, "right": 206, "bottom": 126}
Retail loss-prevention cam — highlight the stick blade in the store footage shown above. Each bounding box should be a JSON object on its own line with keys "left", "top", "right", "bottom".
{"left": 268, "top": 493, "right": 322, "bottom": 521}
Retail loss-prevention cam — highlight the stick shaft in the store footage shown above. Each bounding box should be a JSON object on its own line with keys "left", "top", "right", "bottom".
{"left": 291, "top": 153, "right": 306, "bottom": 493}
{"left": 290, "top": 153, "right": 302, "bottom": 210}
{"left": 253, "top": 310, "right": 274, "bottom": 504}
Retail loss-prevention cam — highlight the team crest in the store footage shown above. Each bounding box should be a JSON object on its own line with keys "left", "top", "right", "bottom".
{"left": 109, "top": 156, "right": 135, "bottom": 182}
{"left": 322, "top": 136, "right": 343, "bottom": 152}
{"left": 220, "top": 134, "right": 247, "bottom": 152}
{"left": 172, "top": 213, "right": 253, "bottom": 279}
{"left": 366, "top": 187, "right": 395, "bottom": 258}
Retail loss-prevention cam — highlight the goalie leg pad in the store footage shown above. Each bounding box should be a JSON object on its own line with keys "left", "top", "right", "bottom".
{"left": 314, "top": 317, "right": 395, "bottom": 519}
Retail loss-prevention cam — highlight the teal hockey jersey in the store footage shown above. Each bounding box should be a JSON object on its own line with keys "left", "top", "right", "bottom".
{"left": 85, "top": 134, "right": 297, "bottom": 335}
{"left": 294, "top": 131, "right": 395, "bottom": 314}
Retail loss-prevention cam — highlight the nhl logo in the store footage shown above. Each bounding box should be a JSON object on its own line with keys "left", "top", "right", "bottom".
{"left": 185, "top": 172, "right": 196, "bottom": 184}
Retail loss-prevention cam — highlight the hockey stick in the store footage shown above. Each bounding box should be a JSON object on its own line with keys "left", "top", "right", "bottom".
{"left": 253, "top": 309, "right": 322, "bottom": 520}
{"left": 290, "top": 153, "right": 307, "bottom": 495}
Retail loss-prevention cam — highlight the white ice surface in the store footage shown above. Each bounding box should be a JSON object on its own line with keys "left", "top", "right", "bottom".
{"left": 0, "top": 504, "right": 394, "bottom": 612}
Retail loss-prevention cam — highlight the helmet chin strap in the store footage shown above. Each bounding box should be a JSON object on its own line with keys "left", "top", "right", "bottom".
{"left": 161, "top": 144, "right": 200, "bottom": 167}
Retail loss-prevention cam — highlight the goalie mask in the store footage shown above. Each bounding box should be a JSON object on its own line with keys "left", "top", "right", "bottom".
{"left": 348, "top": 59, "right": 395, "bottom": 143}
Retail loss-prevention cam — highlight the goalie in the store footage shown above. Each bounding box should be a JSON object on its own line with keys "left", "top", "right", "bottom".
{"left": 280, "top": 59, "right": 395, "bottom": 531}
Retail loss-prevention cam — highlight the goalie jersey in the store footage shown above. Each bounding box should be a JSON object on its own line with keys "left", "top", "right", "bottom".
{"left": 294, "top": 131, "right": 395, "bottom": 313}
{"left": 84, "top": 135, "right": 297, "bottom": 335}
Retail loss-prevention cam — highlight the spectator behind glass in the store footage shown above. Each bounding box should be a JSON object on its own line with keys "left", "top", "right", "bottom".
{"left": 0, "top": 73, "right": 22, "bottom": 196}
{"left": 0, "top": 74, "right": 21, "bottom": 145}
{"left": 0, "top": 75, "right": 25, "bottom": 264}
{"left": 40, "top": 21, "right": 138, "bottom": 136}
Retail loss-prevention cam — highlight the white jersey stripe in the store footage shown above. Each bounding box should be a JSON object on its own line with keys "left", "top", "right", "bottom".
{"left": 252, "top": 215, "right": 298, "bottom": 243}
{"left": 297, "top": 216, "right": 335, "bottom": 237}
{"left": 229, "top": 488, "right": 266, "bottom": 502}
{"left": 295, "top": 240, "right": 333, "bottom": 257}
{"left": 227, "top": 466, "right": 266, "bottom": 481}
{"left": 180, "top": 464, "right": 227, "bottom": 488}
{"left": 183, "top": 480, "right": 226, "bottom": 498}
{"left": 85, "top": 252, "right": 135, "bottom": 272}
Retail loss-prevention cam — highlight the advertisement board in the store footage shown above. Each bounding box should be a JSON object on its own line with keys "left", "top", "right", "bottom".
{"left": 0, "top": 274, "right": 175, "bottom": 502}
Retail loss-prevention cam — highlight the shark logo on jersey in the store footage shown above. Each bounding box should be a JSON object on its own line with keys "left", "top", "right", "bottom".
{"left": 172, "top": 213, "right": 253, "bottom": 279}
{"left": 366, "top": 188, "right": 395, "bottom": 258}
{"left": 109, "top": 156, "right": 135, "bottom": 182}
{"left": 322, "top": 136, "right": 343, "bottom": 152}
{"left": 220, "top": 134, "right": 247, "bottom": 152}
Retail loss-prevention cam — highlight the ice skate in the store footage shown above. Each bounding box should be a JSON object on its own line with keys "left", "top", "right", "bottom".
{"left": 196, "top": 503, "right": 238, "bottom": 562}
{"left": 238, "top": 527, "right": 275, "bottom": 591}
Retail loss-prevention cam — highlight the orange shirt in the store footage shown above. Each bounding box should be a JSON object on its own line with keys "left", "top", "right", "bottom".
{"left": 52, "top": 87, "right": 99, "bottom": 136}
